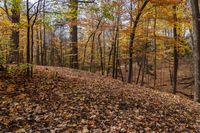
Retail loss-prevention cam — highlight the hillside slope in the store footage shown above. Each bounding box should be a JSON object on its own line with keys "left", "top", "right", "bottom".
{"left": 0, "top": 66, "right": 200, "bottom": 132}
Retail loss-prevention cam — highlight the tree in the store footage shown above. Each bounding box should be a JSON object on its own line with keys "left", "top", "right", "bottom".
{"left": 26, "top": 0, "right": 42, "bottom": 76}
{"left": 69, "top": 0, "right": 79, "bottom": 69}
{"left": 172, "top": 5, "right": 179, "bottom": 94}
{"left": 153, "top": 6, "right": 157, "bottom": 88}
{"left": 190, "top": 0, "right": 200, "bottom": 102}
{"left": 69, "top": 0, "right": 95, "bottom": 69}
{"left": 0, "top": 0, "right": 21, "bottom": 63}
{"left": 128, "top": 0, "right": 150, "bottom": 83}
{"left": 42, "top": 0, "right": 46, "bottom": 65}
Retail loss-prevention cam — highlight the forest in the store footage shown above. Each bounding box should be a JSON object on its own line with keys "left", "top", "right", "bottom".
{"left": 0, "top": 0, "right": 200, "bottom": 132}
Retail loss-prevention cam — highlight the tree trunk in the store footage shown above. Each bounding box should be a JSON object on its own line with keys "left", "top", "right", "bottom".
{"left": 43, "top": 0, "right": 47, "bottom": 65}
{"left": 10, "top": 30, "right": 20, "bottom": 63}
{"left": 115, "top": 34, "right": 119, "bottom": 79}
{"left": 113, "top": 13, "right": 120, "bottom": 79}
{"left": 112, "top": 27, "right": 118, "bottom": 78}
{"left": 26, "top": 0, "right": 30, "bottom": 76}
{"left": 40, "top": 26, "right": 43, "bottom": 65}
{"left": 69, "top": 0, "right": 79, "bottom": 69}
{"left": 107, "top": 42, "right": 114, "bottom": 76}
{"left": 30, "top": 24, "right": 34, "bottom": 77}
{"left": 153, "top": 7, "right": 157, "bottom": 88}
{"left": 103, "top": 31, "right": 106, "bottom": 74}
{"left": 98, "top": 32, "right": 104, "bottom": 75}
{"left": 136, "top": 61, "right": 142, "bottom": 84}
{"left": 9, "top": 2, "right": 21, "bottom": 64}
{"left": 36, "top": 28, "right": 40, "bottom": 65}
{"left": 190, "top": 0, "right": 200, "bottom": 102}
{"left": 90, "top": 33, "right": 96, "bottom": 72}
{"left": 173, "top": 5, "right": 179, "bottom": 94}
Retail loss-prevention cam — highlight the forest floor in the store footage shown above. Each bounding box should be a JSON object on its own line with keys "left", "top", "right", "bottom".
{"left": 120, "top": 59, "right": 194, "bottom": 99}
{"left": 0, "top": 66, "right": 200, "bottom": 132}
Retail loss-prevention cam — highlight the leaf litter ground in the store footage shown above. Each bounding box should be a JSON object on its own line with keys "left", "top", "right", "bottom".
{"left": 0, "top": 66, "right": 200, "bottom": 132}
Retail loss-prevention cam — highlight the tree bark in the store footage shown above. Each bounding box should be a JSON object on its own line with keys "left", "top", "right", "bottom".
{"left": 36, "top": 28, "right": 40, "bottom": 65}
{"left": 69, "top": 0, "right": 79, "bottom": 69}
{"left": 153, "top": 7, "right": 157, "bottom": 88}
{"left": 113, "top": 13, "right": 120, "bottom": 79}
{"left": 98, "top": 32, "right": 104, "bottom": 75}
{"left": 107, "top": 41, "right": 114, "bottom": 76}
{"left": 190, "top": 0, "right": 200, "bottom": 102}
{"left": 43, "top": 0, "right": 46, "bottom": 65}
{"left": 172, "top": 5, "right": 179, "bottom": 94}
{"left": 26, "top": 0, "right": 30, "bottom": 76}
{"left": 40, "top": 26, "right": 43, "bottom": 65}
{"left": 90, "top": 33, "right": 96, "bottom": 72}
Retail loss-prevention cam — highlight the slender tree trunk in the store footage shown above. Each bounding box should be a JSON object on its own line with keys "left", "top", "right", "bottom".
{"left": 36, "top": 28, "right": 40, "bottom": 65}
{"left": 107, "top": 42, "right": 114, "bottom": 76}
{"left": 26, "top": 0, "right": 30, "bottom": 76}
{"left": 30, "top": 24, "right": 34, "bottom": 77}
{"left": 29, "top": 0, "right": 40, "bottom": 76}
{"left": 98, "top": 32, "right": 104, "bottom": 75}
{"left": 82, "top": 17, "right": 103, "bottom": 69}
{"left": 136, "top": 62, "right": 142, "bottom": 84}
{"left": 153, "top": 7, "right": 157, "bottom": 88}
{"left": 173, "top": 5, "right": 179, "bottom": 94}
{"left": 113, "top": 13, "right": 120, "bottom": 79}
{"left": 147, "top": 57, "right": 150, "bottom": 85}
{"left": 103, "top": 31, "right": 106, "bottom": 74}
{"left": 169, "top": 59, "right": 173, "bottom": 85}
{"left": 40, "top": 26, "right": 43, "bottom": 65}
{"left": 115, "top": 34, "right": 119, "bottom": 79}
{"left": 128, "top": 0, "right": 133, "bottom": 83}
{"left": 112, "top": 27, "right": 118, "bottom": 78}
{"left": 43, "top": 0, "right": 46, "bottom": 65}
{"left": 90, "top": 34, "right": 96, "bottom": 72}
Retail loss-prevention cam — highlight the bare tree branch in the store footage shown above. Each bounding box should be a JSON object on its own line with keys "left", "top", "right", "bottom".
{"left": 0, "top": 0, "right": 12, "bottom": 21}
{"left": 28, "top": 0, "right": 42, "bottom": 11}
